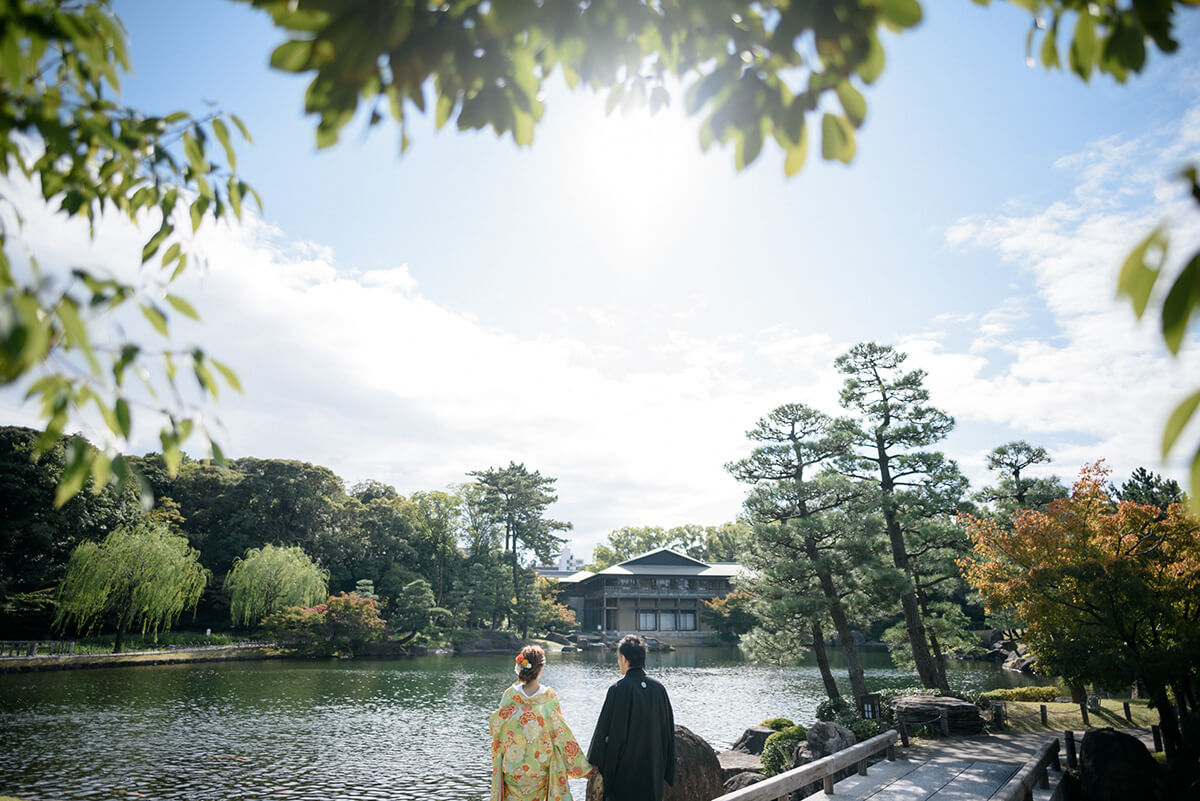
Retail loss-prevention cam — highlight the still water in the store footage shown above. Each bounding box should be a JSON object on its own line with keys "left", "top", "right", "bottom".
{"left": 0, "top": 647, "right": 1035, "bottom": 801}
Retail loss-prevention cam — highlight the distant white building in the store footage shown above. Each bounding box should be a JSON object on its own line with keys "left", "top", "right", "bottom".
{"left": 533, "top": 545, "right": 586, "bottom": 580}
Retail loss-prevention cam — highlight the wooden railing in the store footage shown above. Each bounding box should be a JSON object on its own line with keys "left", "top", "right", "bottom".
{"left": 993, "top": 738, "right": 1063, "bottom": 801}
{"left": 0, "top": 640, "right": 75, "bottom": 657}
{"left": 714, "top": 730, "right": 899, "bottom": 801}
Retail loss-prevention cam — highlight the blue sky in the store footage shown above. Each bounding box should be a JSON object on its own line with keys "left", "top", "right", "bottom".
{"left": 4, "top": 2, "right": 1200, "bottom": 558}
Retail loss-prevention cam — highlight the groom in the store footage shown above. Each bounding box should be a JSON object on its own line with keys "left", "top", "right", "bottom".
{"left": 587, "top": 634, "right": 676, "bottom": 801}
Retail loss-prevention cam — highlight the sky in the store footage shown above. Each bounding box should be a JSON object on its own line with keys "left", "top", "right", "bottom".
{"left": 3, "top": 2, "right": 1200, "bottom": 560}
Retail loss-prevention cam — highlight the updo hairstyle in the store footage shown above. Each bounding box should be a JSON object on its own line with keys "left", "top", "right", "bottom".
{"left": 516, "top": 644, "right": 545, "bottom": 683}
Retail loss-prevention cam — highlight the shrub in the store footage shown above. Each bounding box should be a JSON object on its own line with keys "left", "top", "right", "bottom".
{"left": 761, "top": 717, "right": 795, "bottom": 731}
{"left": 979, "top": 686, "right": 1064, "bottom": 703}
{"left": 761, "top": 724, "right": 807, "bottom": 777}
{"left": 815, "top": 697, "right": 883, "bottom": 741}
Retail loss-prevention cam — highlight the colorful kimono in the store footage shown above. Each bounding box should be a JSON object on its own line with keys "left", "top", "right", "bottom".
{"left": 490, "top": 683, "right": 592, "bottom": 801}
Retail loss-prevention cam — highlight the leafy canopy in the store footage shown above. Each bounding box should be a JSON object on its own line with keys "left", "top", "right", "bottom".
{"left": 53, "top": 522, "right": 210, "bottom": 644}
{"left": 225, "top": 543, "right": 329, "bottom": 628}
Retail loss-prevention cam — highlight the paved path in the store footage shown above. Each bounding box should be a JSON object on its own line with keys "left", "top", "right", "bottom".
{"left": 796, "top": 729, "right": 1156, "bottom": 801}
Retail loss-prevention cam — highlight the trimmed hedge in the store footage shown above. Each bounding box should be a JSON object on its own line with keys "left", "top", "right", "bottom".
{"left": 979, "top": 686, "right": 1065, "bottom": 703}
{"left": 760, "top": 717, "right": 795, "bottom": 731}
{"left": 761, "top": 724, "right": 807, "bottom": 776}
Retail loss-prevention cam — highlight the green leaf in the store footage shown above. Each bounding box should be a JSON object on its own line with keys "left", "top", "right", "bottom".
{"left": 1040, "top": 21, "right": 1060, "bottom": 68}
{"left": 784, "top": 121, "right": 808, "bottom": 178}
{"left": 1190, "top": 447, "right": 1200, "bottom": 518}
{"left": 211, "top": 359, "right": 243, "bottom": 393}
{"left": 182, "top": 131, "right": 207, "bottom": 174}
{"left": 90, "top": 450, "right": 112, "bottom": 490}
{"left": 879, "top": 0, "right": 923, "bottom": 29}
{"left": 162, "top": 242, "right": 182, "bottom": 269}
{"left": 1160, "top": 252, "right": 1200, "bottom": 356}
{"left": 859, "top": 33, "right": 886, "bottom": 85}
{"left": 115, "top": 397, "right": 131, "bottom": 439}
{"left": 270, "top": 40, "right": 314, "bottom": 72}
{"left": 228, "top": 177, "right": 243, "bottom": 220}
{"left": 1163, "top": 388, "right": 1200, "bottom": 458}
{"left": 435, "top": 93, "right": 454, "bottom": 129}
{"left": 1070, "top": 12, "right": 1096, "bottom": 81}
{"left": 820, "top": 114, "right": 856, "bottom": 164}
{"left": 836, "top": 81, "right": 867, "bottom": 128}
{"left": 212, "top": 118, "right": 236, "bottom": 170}
{"left": 55, "top": 438, "right": 92, "bottom": 508}
{"left": 141, "top": 304, "right": 169, "bottom": 337}
{"left": 165, "top": 294, "right": 200, "bottom": 321}
{"left": 141, "top": 224, "right": 171, "bottom": 264}
{"left": 1117, "top": 226, "right": 1167, "bottom": 318}
{"left": 230, "top": 114, "right": 253, "bottom": 144}
{"left": 736, "top": 126, "right": 764, "bottom": 170}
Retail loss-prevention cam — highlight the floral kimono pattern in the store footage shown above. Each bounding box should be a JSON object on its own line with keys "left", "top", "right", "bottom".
{"left": 490, "top": 683, "right": 592, "bottom": 801}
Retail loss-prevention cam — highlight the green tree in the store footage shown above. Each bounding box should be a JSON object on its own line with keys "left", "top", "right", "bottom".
{"left": 699, "top": 591, "right": 758, "bottom": 643}
{"left": 53, "top": 523, "right": 210, "bottom": 652}
{"left": 834, "top": 342, "right": 955, "bottom": 693}
{"left": 1115, "top": 466, "right": 1184, "bottom": 510}
{"left": 977, "top": 441, "right": 1067, "bottom": 515}
{"left": 726, "top": 402, "right": 874, "bottom": 703}
{"left": 225, "top": 543, "right": 328, "bottom": 628}
{"left": 467, "top": 462, "right": 571, "bottom": 604}
{"left": 1, "top": 0, "right": 251, "bottom": 502}
{"left": 322, "top": 591, "right": 387, "bottom": 654}
{"left": 535, "top": 575, "right": 578, "bottom": 633}
{"left": 590, "top": 526, "right": 676, "bottom": 570}
{"left": 380, "top": 579, "right": 441, "bottom": 645}
{"left": 0, "top": 427, "right": 143, "bottom": 610}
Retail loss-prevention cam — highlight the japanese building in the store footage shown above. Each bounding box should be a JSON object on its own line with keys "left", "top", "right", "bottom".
{"left": 557, "top": 548, "right": 749, "bottom": 644}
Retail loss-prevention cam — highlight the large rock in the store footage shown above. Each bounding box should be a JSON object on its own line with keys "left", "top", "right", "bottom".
{"left": 892, "top": 696, "right": 984, "bottom": 736}
{"left": 1079, "top": 728, "right": 1161, "bottom": 801}
{"left": 586, "top": 725, "right": 724, "bottom": 801}
{"left": 543, "top": 631, "right": 570, "bottom": 645}
{"left": 806, "top": 722, "right": 856, "bottom": 759}
{"left": 730, "top": 725, "right": 774, "bottom": 756}
{"left": 717, "top": 750, "right": 762, "bottom": 782}
{"left": 723, "top": 772, "right": 766, "bottom": 793}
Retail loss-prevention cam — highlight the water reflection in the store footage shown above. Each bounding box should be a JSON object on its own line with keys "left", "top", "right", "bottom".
{"left": 0, "top": 647, "right": 1034, "bottom": 801}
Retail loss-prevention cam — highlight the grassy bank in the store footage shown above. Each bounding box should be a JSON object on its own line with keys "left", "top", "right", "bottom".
{"left": 1003, "top": 698, "right": 1158, "bottom": 732}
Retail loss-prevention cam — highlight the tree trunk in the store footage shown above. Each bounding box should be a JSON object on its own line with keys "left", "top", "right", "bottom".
{"left": 877, "top": 441, "right": 945, "bottom": 693}
{"left": 113, "top": 625, "right": 125, "bottom": 654}
{"left": 806, "top": 536, "right": 869, "bottom": 703}
{"left": 1150, "top": 683, "right": 1191, "bottom": 766}
{"left": 916, "top": 585, "right": 950, "bottom": 693}
{"left": 811, "top": 620, "right": 841, "bottom": 703}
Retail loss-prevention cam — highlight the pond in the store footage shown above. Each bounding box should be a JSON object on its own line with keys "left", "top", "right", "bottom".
{"left": 0, "top": 647, "right": 1036, "bottom": 801}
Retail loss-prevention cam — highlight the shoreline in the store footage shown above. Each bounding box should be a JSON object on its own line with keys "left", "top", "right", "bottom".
{"left": 0, "top": 644, "right": 287, "bottom": 673}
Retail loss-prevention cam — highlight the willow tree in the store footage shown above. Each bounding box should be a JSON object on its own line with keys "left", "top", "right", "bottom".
{"left": 54, "top": 524, "right": 210, "bottom": 653}
{"left": 225, "top": 544, "right": 328, "bottom": 628}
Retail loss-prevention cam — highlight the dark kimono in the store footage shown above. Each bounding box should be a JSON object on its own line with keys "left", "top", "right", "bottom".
{"left": 586, "top": 667, "right": 675, "bottom": 801}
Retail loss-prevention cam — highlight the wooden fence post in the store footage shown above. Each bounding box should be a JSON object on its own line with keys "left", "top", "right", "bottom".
{"left": 1040, "top": 704, "right": 1048, "bottom": 726}
{"left": 1079, "top": 701, "right": 1090, "bottom": 727}
{"left": 1065, "top": 730, "right": 1077, "bottom": 770}
{"left": 1152, "top": 725, "right": 1163, "bottom": 753}
{"left": 898, "top": 720, "right": 910, "bottom": 748}
{"left": 939, "top": 710, "right": 950, "bottom": 737}
{"left": 1123, "top": 702, "right": 1132, "bottom": 722}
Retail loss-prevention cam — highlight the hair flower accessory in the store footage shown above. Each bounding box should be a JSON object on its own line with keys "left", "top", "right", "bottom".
{"left": 514, "top": 653, "right": 531, "bottom": 675}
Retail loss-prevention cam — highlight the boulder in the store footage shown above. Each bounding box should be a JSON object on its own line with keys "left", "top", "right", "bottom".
{"left": 806, "top": 722, "right": 856, "bottom": 759}
{"left": 730, "top": 725, "right": 774, "bottom": 756}
{"left": 975, "top": 629, "right": 1004, "bottom": 648}
{"left": 983, "top": 647, "right": 1011, "bottom": 662}
{"left": 892, "top": 696, "right": 984, "bottom": 736}
{"left": 586, "top": 725, "right": 724, "bottom": 801}
{"left": 996, "top": 639, "right": 1018, "bottom": 652}
{"left": 543, "top": 631, "right": 571, "bottom": 645}
{"left": 723, "top": 772, "right": 766, "bottom": 793}
{"left": 717, "top": 750, "right": 763, "bottom": 782}
{"left": 1079, "top": 728, "right": 1161, "bottom": 801}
